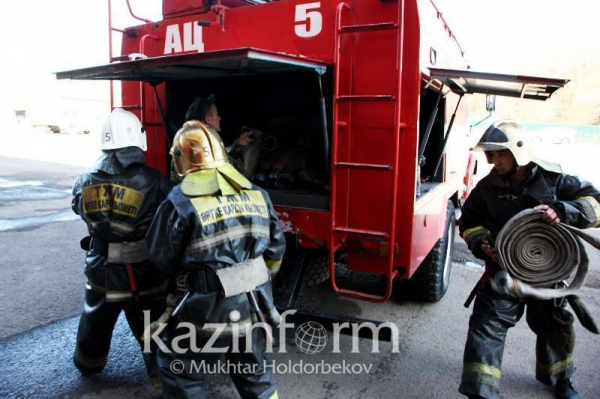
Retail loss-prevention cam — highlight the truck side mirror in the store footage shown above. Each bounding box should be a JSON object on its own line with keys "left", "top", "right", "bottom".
{"left": 486, "top": 95, "right": 496, "bottom": 112}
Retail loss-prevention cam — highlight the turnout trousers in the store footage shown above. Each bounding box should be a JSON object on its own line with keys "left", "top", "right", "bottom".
{"left": 73, "top": 286, "right": 166, "bottom": 379}
{"left": 157, "top": 325, "right": 278, "bottom": 399}
{"left": 459, "top": 285, "right": 575, "bottom": 399}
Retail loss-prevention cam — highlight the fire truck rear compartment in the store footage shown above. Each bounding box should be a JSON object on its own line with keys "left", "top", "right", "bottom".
{"left": 166, "top": 68, "right": 332, "bottom": 210}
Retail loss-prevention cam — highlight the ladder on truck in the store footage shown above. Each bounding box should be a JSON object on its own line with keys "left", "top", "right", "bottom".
{"left": 329, "top": 1, "right": 406, "bottom": 302}
{"left": 107, "top": 0, "right": 168, "bottom": 170}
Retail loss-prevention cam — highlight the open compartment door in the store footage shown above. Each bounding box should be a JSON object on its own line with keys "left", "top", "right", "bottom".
{"left": 56, "top": 47, "right": 328, "bottom": 82}
{"left": 57, "top": 48, "right": 332, "bottom": 210}
{"left": 428, "top": 68, "right": 569, "bottom": 100}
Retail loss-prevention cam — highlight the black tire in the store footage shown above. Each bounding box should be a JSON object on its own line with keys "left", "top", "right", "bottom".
{"left": 274, "top": 248, "right": 331, "bottom": 296}
{"left": 303, "top": 249, "right": 331, "bottom": 287}
{"left": 408, "top": 201, "right": 456, "bottom": 302}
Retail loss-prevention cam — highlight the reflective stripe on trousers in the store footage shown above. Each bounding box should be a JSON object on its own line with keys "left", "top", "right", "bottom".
{"left": 462, "top": 362, "right": 501, "bottom": 387}
{"left": 459, "top": 285, "right": 575, "bottom": 398}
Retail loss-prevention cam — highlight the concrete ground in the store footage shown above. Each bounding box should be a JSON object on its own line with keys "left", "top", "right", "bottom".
{"left": 0, "top": 131, "right": 599, "bottom": 398}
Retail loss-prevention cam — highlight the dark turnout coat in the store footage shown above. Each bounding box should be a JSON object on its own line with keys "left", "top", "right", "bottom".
{"left": 460, "top": 163, "right": 600, "bottom": 264}
{"left": 72, "top": 149, "right": 171, "bottom": 300}
{"left": 146, "top": 166, "right": 286, "bottom": 337}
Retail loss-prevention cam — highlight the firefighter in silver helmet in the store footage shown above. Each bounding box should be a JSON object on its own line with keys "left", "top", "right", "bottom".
{"left": 458, "top": 120, "right": 600, "bottom": 399}
{"left": 71, "top": 108, "right": 171, "bottom": 388}
{"left": 146, "top": 121, "right": 285, "bottom": 399}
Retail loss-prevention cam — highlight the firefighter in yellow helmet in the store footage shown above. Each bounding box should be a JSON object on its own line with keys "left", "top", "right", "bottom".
{"left": 146, "top": 121, "right": 285, "bottom": 399}
{"left": 71, "top": 108, "right": 170, "bottom": 388}
{"left": 459, "top": 120, "right": 600, "bottom": 399}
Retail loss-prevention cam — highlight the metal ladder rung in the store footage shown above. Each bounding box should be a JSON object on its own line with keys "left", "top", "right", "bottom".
{"left": 339, "top": 22, "right": 398, "bottom": 33}
{"left": 335, "top": 162, "right": 392, "bottom": 171}
{"left": 337, "top": 95, "right": 396, "bottom": 102}
{"left": 335, "top": 227, "right": 388, "bottom": 238}
{"left": 328, "top": 3, "right": 404, "bottom": 303}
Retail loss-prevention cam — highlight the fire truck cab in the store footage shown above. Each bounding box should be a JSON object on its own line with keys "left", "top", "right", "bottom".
{"left": 57, "top": 0, "right": 567, "bottom": 307}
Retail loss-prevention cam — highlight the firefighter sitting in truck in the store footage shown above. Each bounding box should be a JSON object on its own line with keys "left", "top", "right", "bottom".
{"left": 146, "top": 120, "right": 285, "bottom": 399}
{"left": 185, "top": 94, "right": 257, "bottom": 177}
{"left": 71, "top": 108, "right": 171, "bottom": 387}
{"left": 459, "top": 120, "right": 600, "bottom": 399}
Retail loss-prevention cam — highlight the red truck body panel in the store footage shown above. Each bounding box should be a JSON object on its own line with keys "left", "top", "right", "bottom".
{"left": 116, "top": 0, "right": 468, "bottom": 281}
{"left": 55, "top": 1, "right": 568, "bottom": 302}
{"left": 61, "top": 0, "right": 476, "bottom": 302}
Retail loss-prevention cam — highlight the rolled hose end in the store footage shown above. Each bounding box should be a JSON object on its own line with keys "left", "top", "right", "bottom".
{"left": 276, "top": 174, "right": 293, "bottom": 190}
{"left": 491, "top": 271, "right": 513, "bottom": 295}
{"left": 262, "top": 136, "right": 278, "bottom": 152}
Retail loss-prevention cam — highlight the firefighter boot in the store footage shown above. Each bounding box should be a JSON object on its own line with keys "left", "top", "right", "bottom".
{"left": 553, "top": 377, "right": 579, "bottom": 399}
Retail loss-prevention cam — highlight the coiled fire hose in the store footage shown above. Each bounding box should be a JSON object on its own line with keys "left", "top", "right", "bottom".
{"left": 491, "top": 209, "right": 599, "bottom": 333}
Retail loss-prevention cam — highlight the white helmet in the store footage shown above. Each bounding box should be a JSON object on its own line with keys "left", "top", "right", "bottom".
{"left": 475, "top": 120, "right": 532, "bottom": 166}
{"left": 100, "top": 108, "right": 147, "bottom": 151}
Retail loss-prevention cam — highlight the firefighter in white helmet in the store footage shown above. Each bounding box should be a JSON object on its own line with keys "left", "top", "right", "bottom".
{"left": 459, "top": 120, "right": 600, "bottom": 399}
{"left": 71, "top": 108, "right": 171, "bottom": 388}
{"left": 146, "top": 121, "right": 285, "bottom": 399}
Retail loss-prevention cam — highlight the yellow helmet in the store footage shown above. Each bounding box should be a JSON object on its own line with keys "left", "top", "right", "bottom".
{"left": 170, "top": 121, "right": 228, "bottom": 177}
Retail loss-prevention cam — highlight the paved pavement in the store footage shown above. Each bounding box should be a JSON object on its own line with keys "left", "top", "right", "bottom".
{"left": 0, "top": 153, "right": 599, "bottom": 398}
{"left": 0, "top": 157, "right": 87, "bottom": 338}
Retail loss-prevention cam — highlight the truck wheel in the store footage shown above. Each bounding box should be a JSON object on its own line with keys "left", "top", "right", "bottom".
{"left": 275, "top": 248, "right": 331, "bottom": 295}
{"left": 303, "top": 250, "right": 331, "bottom": 287}
{"left": 409, "top": 201, "right": 456, "bottom": 302}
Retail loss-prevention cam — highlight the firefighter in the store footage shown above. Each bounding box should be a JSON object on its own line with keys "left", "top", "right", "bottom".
{"left": 185, "top": 94, "right": 254, "bottom": 174}
{"left": 459, "top": 120, "right": 600, "bottom": 399}
{"left": 72, "top": 108, "right": 171, "bottom": 387}
{"left": 146, "top": 121, "right": 285, "bottom": 399}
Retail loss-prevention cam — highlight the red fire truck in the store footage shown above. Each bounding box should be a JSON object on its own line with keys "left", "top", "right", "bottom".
{"left": 57, "top": 0, "right": 567, "bottom": 309}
